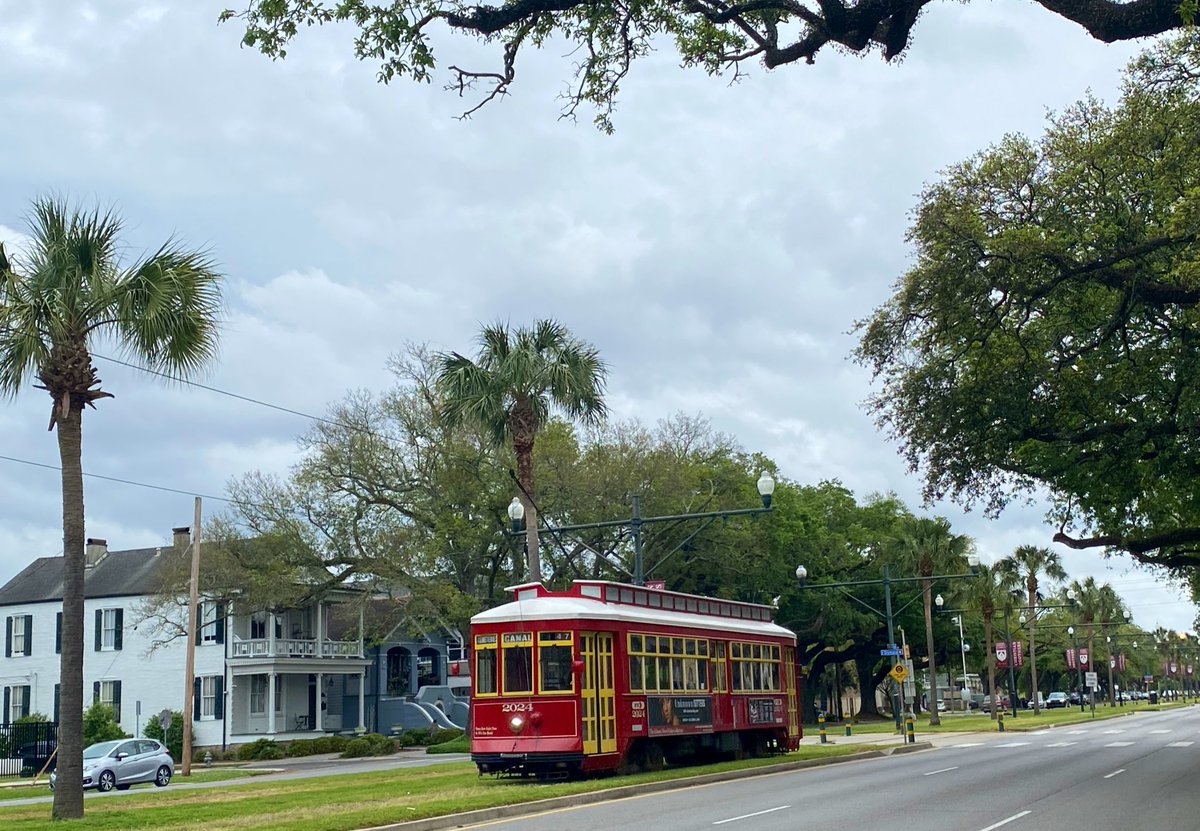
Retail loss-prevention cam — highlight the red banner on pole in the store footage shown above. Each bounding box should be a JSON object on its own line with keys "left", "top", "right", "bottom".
{"left": 1118, "top": 654, "right": 1126, "bottom": 672}
{"left": 1066, "top": 648, "right": 1077, "bottom": 670}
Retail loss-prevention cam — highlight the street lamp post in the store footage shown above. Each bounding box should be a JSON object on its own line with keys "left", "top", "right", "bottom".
{"left": 1068, "top": 626, "right": 1085, "bottom": 713}
{"left": 506, "top": 472, "right": 776, "bottom": 585}
{"left": 1015, "top": 589, "right": 1077, "bottom": 713}
{"left": 797, "top": 558, "right": 980, "bottom": 731}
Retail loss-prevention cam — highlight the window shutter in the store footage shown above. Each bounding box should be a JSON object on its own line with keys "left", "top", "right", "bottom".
{"left": 24, "top": 616, "right": 32, "bottom": 656}
{"left": 95, "top": 610, "right": 103, "bottom": 651}
{"left": 112, "top": 681, "right": 122, "bottom": 723}
{"left": 216, "top": 603, "right": 226, "bottom": 645}
{"left": 21, "top": 685, "right": 30, "bottom": 718}
{"left": 54, "top": 684, "right": 60, "bottom": 723}
{"left": 56, "top": 612, "right": 62, "bottom": 654}
{"left": 5, "top": 616, "right": 11, "bottom": 657}
{"left": 3, "top": 687, "right": 9, "bottom": 721}
{"left": 193, "top": 678, "right": 201, "bottom": 721}
{"left": 93, "top": 681, "right": 101, "bottom": 705}
{"left": 215, "top": 676, "right": 225, "bottom": 720}
{"left": 114, "top": 609, "right": 123, "bottom": 651}
{"left": 195, "top": 604, "right": 203, "bottom": 646}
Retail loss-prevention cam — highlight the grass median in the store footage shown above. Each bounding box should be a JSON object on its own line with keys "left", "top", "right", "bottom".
{"left": 845, "top": 700, "right": 1191, "bottom": 734}
{"left": 0, "top": 769, "right": 272, "bottom": 803}
{"left": 0, "top": 744, "right": 886, "bottom": 831}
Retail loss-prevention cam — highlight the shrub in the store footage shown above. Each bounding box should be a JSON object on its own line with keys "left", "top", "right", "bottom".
{"left": 83, "top": 704, "right": 128, "bottom": 746}
{"left": 285, "top": 740, "right": 317, "bottom": 757}
{"left": 426, "top": 734, "right": 469, "bottom": 754}
{"left": 341, "top": 733, "right": 396, "bottom": 758}
{"left": 312, "top": 734, "right": 348, "bottom": 754}
{"left": 236, "top": 738, "right": 283, "bottom": 761}
{"left": 144, "top": 711, "right": 194, "bottom": 762}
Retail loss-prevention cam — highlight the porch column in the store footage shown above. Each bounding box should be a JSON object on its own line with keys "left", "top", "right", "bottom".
{"left": 358, "top": 605, "right": 365, "bottom": 657}
{"left": 269, "top": 612, "right": 276, "bottom": 656}
{"left": 316, "top": 672, "right": 324, "bottom": 731}
{"left": 316, "top": 603, "right": 323, "bottom": 654}
{"left": 358, "top": 672, "right": 366, "bottom": 732}
{"left": 268, "top": 670, "right": 277, "bottom": 734}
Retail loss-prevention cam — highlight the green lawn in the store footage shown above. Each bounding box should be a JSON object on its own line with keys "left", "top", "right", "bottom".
{"left": 845, "top": 700, "right": 1191, "bottom": 734}
{"left": 0, "top": 746, "right": 884, "bottom": 830}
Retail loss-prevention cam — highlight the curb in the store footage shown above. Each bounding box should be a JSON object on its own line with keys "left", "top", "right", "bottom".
{"left": 363, "top": 744, "right": 932, "bottom": 831}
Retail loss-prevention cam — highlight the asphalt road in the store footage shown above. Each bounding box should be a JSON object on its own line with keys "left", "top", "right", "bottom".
{"left": 462, "top": 706, "right": 1200, "bottom": 831}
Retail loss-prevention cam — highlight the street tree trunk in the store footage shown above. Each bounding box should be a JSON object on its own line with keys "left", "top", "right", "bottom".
{"left": 984, "top": 610, "right": 997, "bottom": 720}
{"left": 922, "top": 576, "right": 941, "bottom": 725}
{"left": 1028, "top": 579, "right": 1041, "bottom": 715}
{"left": 1106, "top": 631, "right": 1116, "bottom": 706}
{"left": 512, "top": 437, "right": 540, "bottom": 583}
{"left": 52, "top": 404, "right": 85, "bottom": 820}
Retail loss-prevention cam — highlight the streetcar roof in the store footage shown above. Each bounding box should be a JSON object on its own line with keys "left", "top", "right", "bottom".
{"left": 472, "top": 594, "right": 796, "bottom": 641}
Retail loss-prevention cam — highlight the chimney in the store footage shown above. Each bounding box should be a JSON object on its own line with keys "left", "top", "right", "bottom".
{"left": 172, "top": 526, "right": 192, "bottom": 551}
{"left": 85, "top": 538, "right": 108, "bottom": 568}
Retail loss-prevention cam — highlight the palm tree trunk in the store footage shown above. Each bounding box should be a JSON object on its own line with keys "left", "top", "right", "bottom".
{"left": 984, "top": 611, "right": 997, "bottom": 720}
{"left": 922, "top": 578, "right": 941, "bottom": 725}
{"left": 1087, "top": 626, "right": 1095, "bottom": 706}
{"left": 52, "top": 404, "right": 85, "bottom": 820}
{"left": 1028, "top": 580, "right": 1040, "bottom": 715}
{"left": 514, "top": 440, "right": 540, "bottom": 583}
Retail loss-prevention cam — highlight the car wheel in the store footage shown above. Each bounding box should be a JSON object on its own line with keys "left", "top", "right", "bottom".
{"left": 97, "top": 771, "right": 116, "bottom": 792}
{"left": 155, "top": 766, "right": 172, "bottom": 787}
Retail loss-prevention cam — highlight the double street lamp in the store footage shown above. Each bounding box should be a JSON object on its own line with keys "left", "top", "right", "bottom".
{"left": 507, "top": 472, "right": 776, "bottom": 586}
{"left": 1067, "top": 626, "right": 1087, "bottom": 713}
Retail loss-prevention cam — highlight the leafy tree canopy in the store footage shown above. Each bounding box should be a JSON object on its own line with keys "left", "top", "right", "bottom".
{"left": 855, "top": 32, "right": 1200, "bottom": 572}
{"left": 218, "top": 0, "right": 1193, "bottom": 131}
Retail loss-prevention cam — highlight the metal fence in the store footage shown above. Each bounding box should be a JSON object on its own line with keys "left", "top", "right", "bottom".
{"left": 0, "top": 722, "right": 57, "bottom": 779}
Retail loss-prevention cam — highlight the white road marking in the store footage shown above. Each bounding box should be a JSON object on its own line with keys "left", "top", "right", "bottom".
{"left": 995, "top": 742, "right": 1031, "bottom": 748}
{"left": 1105, "top": 742, "right": 1134, "bottom": 747}
{"left": 1150, "top": 729, "right": 1172, "bottom": 734}
{"left": 1104, "top": 769, "right": 1126, "bottom": 779}
{"left": 977, "top": 810, "right": 1032, "bottom": 831}
{"left": 1102, "top": 729, "right": 1126, "bottom": 734}
{"left": 1168, "top": 741, "right": 1195, "bottom": 748}
{"left": 1045, "top": 742, "right": 1078, "bottom": 748}
{"left": 924, "top": 766, "right": 959, "bottom": 776}
{"left": 1031, "top": 730, "right": 1053, "bottom": 736}
{"left": 1067, "top": 730, "right": 1089, "bottom": 734}
{"left": 713, "top": 806, "right": 790, "bottom": 825}
{"left": 953, "top": 743, "right": 985, "bottom": 748}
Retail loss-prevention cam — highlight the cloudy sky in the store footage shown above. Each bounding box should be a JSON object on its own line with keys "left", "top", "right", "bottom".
{"left": 1, "top": 2, "right": 1194, "bottom": 633}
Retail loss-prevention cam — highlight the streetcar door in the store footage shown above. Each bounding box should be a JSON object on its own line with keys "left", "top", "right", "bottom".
{"left": 580, "top": 632, "right": 617, "bottom": 755}
{"left": 783, "top": 645, "right": 800, "bottom": 739}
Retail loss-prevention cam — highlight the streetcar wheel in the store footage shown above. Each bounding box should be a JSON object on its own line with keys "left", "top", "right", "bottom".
{"left": 644, "top": 742, "right": 665, "bottom": 772}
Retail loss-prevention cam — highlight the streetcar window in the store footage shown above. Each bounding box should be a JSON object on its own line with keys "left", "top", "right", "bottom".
{"left": 580, "top": 584, "right": 602, "bottom": 599}
{"left": 634, "top": 591, "right": 647, "bottom": 606}
{"left": 539, "top": 643, "right": 574, "bottom": 693}
{"left": 620, "top": 588, "right": 634, "bottom": 603}
{"left": 660, "top": 637, "right": 672, "bottom": 653}
{"left": 649, "top": 594, "right": 661, "bottom": 608}
{"left": 698, "top": 601, "right": 709, "bottom": 614}
{"left": 606, "top": 586, "right": 620, "bottom": 602}
{"left": 731, "top": 643, "right": 741, "bottom": 659}
{"left": 686, "top": 599, "right": 698, "bottom": 612}
{"left": 645, "top": 637, "right": 657, "bottom": 654}
{"left": 672, "top": 638, "right": 684, "bottom": 654}
{"left": 503, "top": 644, "right": 534, "bottom": 694}
{"left": 644, "top": 657, "right": 658, "bottom": 690}
{"left": 630, "top": 634, "right": 643, "bottom": 652}
{"left": 476, "top": 647, "right": 497, "bottom": 695}
{"left": 698, "top": 640, "right": 708, "bottom": 657}
{"left": 683, "top": 659, "right": 699, "bottom": 691}
{"left": 629, "top": 656, "right": 644, "bottom": 691}
{"left": 685, "top": 639, "right": 696, "bottom": 656}
{"left": 658, "top": 657, "right": 671, "bottom": 690}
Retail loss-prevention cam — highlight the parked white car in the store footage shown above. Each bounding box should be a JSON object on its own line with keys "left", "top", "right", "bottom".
{"left": 49, "top": 739, "right": 174, "bottom": 792}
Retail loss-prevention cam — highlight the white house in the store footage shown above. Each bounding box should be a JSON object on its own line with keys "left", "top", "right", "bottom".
{"left": 0, "top": 530, "right": 372, "bottom": 750}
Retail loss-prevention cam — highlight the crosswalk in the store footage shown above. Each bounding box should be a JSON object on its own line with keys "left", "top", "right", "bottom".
{"left": 949, "top": 725, "right": 1200, "bottom": 751}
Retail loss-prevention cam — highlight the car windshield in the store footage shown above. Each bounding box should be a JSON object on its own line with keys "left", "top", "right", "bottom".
{"left": 83, "top": 741, "right": 122, "bottom": 760}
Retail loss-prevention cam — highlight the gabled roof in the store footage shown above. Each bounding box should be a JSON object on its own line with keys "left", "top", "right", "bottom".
{"left": 0, "top": 547, "right": 175, "bottom": 607}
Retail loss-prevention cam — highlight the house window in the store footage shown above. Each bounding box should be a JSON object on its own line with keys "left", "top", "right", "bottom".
{"left": 200, "top": 677, "right": 218, "bottom": 718}
{"left": 274, "top": 675, "right": 283, "bottom": 713}
{"left": 250, "top": 675, "right": 267, "bottom": 715}
{"left": 94, "top": 679, "right": 122, "bottom": 722}
{"left": 201, "top": 602, "right": 217, "bottom": 643}
{"left": 417, "top": 648, "right": 441, "bottom": 688}
{"left": 4, "top": 685, "right": 31, "bottom": 722}
{"left": 99, "top": 608, "right": 122, "bottom": 651}
{"left": 6, "top": 615, "right": 32, "bottom": 657}
{"left": 251, "top": 613, "right": 267, "bottom": 640}
{"left": 386, "top": 647, "right": 411, "bottom": 697}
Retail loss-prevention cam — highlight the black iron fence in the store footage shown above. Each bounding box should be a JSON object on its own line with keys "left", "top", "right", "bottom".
{"left": 0, "top": 722, "right": 58, "bottom": 779}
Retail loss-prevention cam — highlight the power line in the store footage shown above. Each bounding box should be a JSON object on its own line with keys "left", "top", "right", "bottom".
{"left": 0, "top": 454, "right": 240, "bottom": 505}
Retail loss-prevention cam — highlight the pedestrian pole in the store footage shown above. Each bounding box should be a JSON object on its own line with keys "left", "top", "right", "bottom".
{"left": 905, "top": 712, "right": 915, "bottom": 744}
{"left": 997, "top": 712, "right": 1005, "bottom": 732}
{"left": 818, "top": 712, "right": 827, "bottom": 744}
{"left": 845, "top": 723, "right": 852, "bottom": 737}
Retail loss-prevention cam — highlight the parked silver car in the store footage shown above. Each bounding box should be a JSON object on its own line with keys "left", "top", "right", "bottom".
{"left": 50, "top": 739, "right": 174, "bottom": 792}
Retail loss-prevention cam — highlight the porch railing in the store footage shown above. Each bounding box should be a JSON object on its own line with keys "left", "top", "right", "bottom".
{"left": 231, "top": 637, "right": 362, "bottom": 659}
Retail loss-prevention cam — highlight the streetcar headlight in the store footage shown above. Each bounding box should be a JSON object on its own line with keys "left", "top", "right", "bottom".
{"left": 509, "top": 715, "right": 526, "bottom": 733}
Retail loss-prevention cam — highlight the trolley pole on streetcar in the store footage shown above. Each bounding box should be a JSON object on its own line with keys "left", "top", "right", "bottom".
{"left": 507, "top": 472, "right": 776, "bottom": 586}
{"left": 794, "top": 560, "right": 979, "bottom": 733}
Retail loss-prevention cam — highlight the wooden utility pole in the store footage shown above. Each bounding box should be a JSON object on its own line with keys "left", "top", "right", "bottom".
{"left": 181, "top": 498, "right": 202, "bottom": 776}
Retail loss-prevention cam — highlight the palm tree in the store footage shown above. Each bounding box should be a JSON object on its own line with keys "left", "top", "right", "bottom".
{"left": 1070, "top": 579, "right": 1125, "bottom": 705}
{"left": 952, "top": 563, "right": 1014, "bottom": 720}
{"left": 999, "top": 545, "right": 1066, "bottom": 715}
{"left": 436, "top": 320, "right": 607, "bottom": 582}
{"left": 0, "top": 197, "right": 223, "bottom": 819}
{"left": 892, "top": 516, "right": 972, "bottom": 726}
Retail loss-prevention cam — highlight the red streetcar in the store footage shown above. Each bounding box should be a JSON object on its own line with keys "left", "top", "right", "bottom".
{"left": 470, "top": 580, "right": 802, "bottom": 777}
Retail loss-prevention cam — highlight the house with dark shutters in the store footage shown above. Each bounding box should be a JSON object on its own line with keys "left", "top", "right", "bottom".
{"left": 0, "top": 529, "right": 375, "bottom": 749}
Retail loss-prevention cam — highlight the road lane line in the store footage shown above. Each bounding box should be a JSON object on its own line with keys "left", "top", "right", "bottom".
{"left": 995, "top": 742, "right": 1030, "bottom": 747}
{"left": 1045, "top": 742, "right": 1078, "bottom": 747}
{"left": 713, "top": 805, "right": 790, "bottom": 825}
{"left": 1168, "top": 741, "right": 1194, "bottom": 747}
{"left": 1104, "top": 769, "right": 1126, "bottom": 779}
{"left": 1105, "top": 742, "right": 1134, "bottom": 747}
{"left": 977, "top": 810, "right": 1032, "bottom": 831}
{"left": 1103, "top": 729, "right": 1126, "bottom": 734}
{"left": 1067, "top": 730, "right": 1089, "bottom": 734}
{"left": 953, "top": 743, "right": 984, "bottom": 748}
{"left": 924, "top": 766, "right": 959, "bottom": 776}
{"left": 1150, "top": 729, "right": 1172, "bottom": 734}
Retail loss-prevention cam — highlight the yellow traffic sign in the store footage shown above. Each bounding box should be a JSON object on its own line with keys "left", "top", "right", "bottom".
{"left": 889, "top": 663, "right": 910, "bottom": 683}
